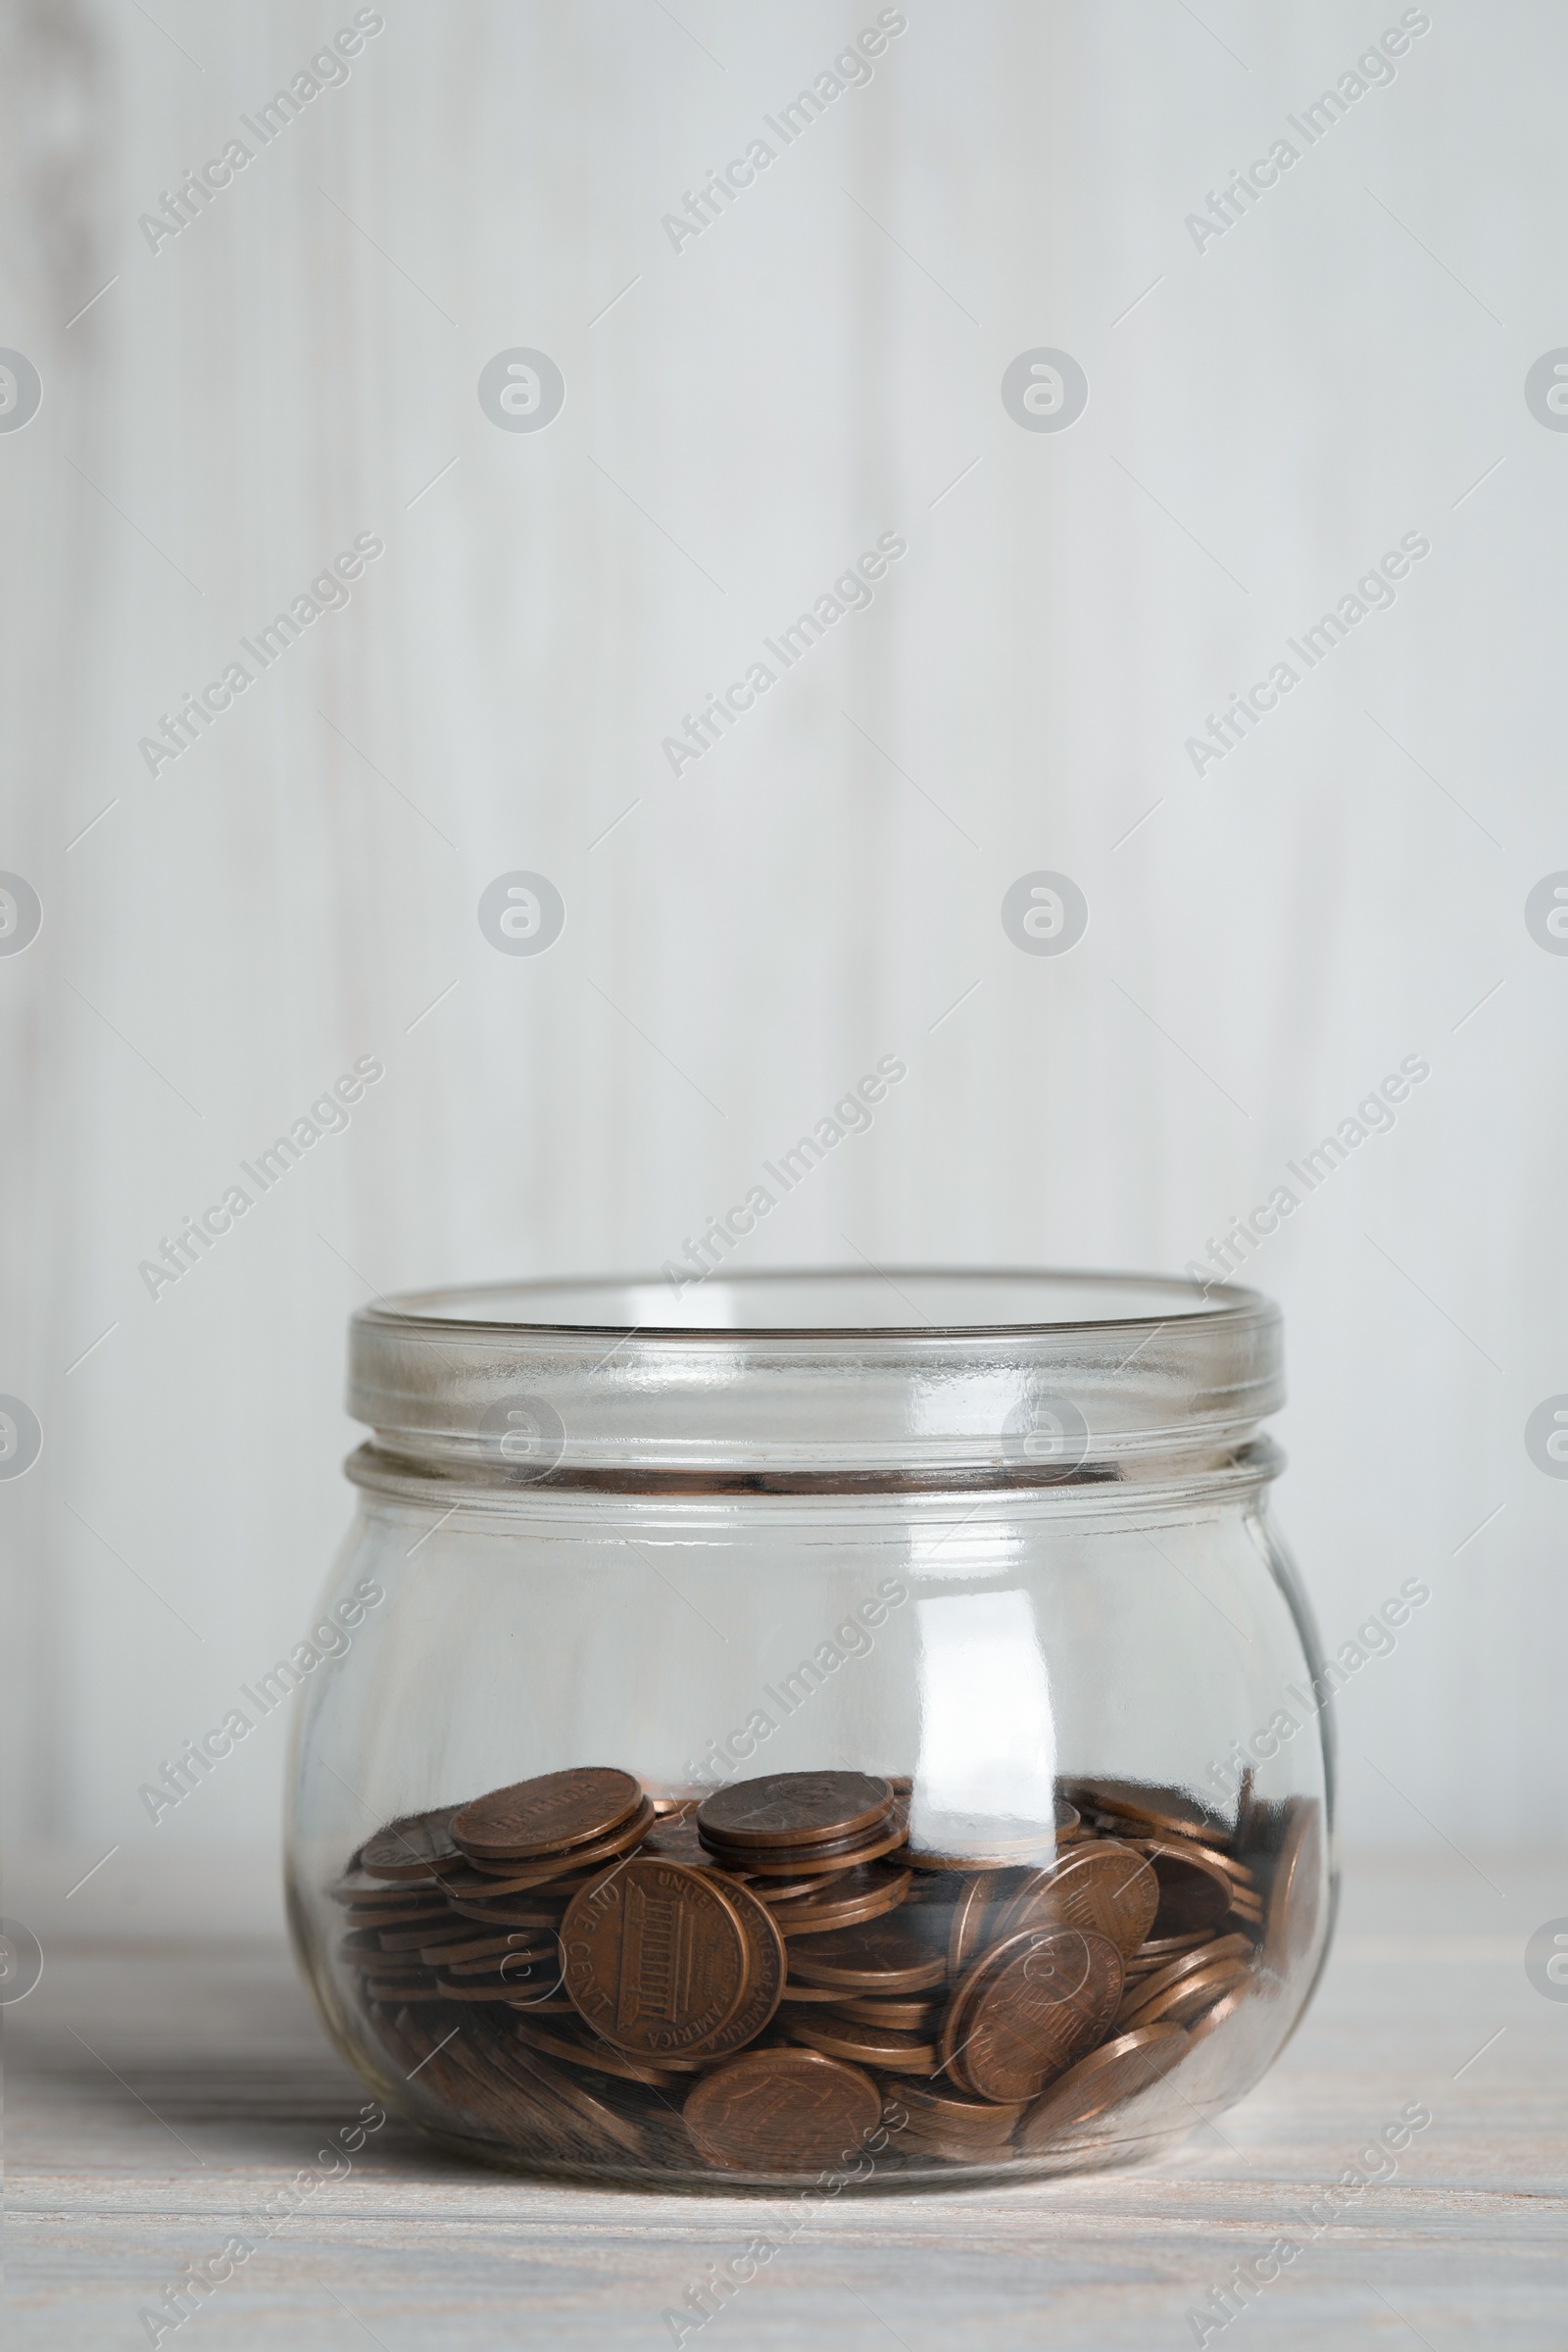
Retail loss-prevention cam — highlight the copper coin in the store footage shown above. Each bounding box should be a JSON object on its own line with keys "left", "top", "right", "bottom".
{"left": 1068, "top": 1778, "right": 1232, "bottom": 1848}
{"left": 443, "top": 1889, "right": 579, "bottom": 1928}
{"left": 1015, "top": 2021, "right": 1189, "bottom": 2148}
{"left": 997, "top": 1842, "right": 1158, "bottom": 1957}
{"left": 786, "top": 2014, "right": 938, "bottom": 2074}
{"left": 696, "top": 1771, "right": 893, "bottom": 1851}
{"left": 946, "top": 1873, "right": 1006, "bottom": 1979}
{"left": 480, "top": 2032, "right": 648, "bottom": 2158}
{"left": 379, "top": 1919, "right": 490, "bottom": 1954}
{"left": 365, "top": 1978, "right": 453, "bottom": 2002}
{"left": 888, "top": 2082, "right": 1027, "bottom": 2133}
{"left": 694, "top": 1874, "right": 787, "bottom": 2056}
{"left": 947, "top": 1928, "right": 1123, "bottom": 2103}
{"left": 778, "top": 1979, "right": 859, "bottom": 2005}
{"left": 787, "top": 1916, "right": 948, "bottom": 1993}
{"left": 561, "top": 1859, "right": 751, "bottom": 2056}
{"left": 1112, "top": 1933, "right": 1252, "bottom": 2025}
{"left": 1186, "top": 1982, "right": 1251, "bottom": 2045}
{"left": 1121, "top": 1957, "right": 1250, "bottom": 2031}
{"left": 819, "top": 1991, "right": 943, "bottom": 2032}
{"left": 1263, "top": 1795, "right": 1324, "bottom": 1978}
{"left": 332, "top": 1872, "right": 445, "bottom": 1907}
{"left": 418, "top": 1928, "right": 557, "bottom": 1966}
{"left": 684, "top": 2047, "right": 883, "bottom": 2172}
{"left": 507, "top": 2012, "right": 686, "bottom": 2088}
{"left": 750, "top": 1866, "right": 862, "bottom": 1904}
{"left": 453, "top": 1767, "right": 645, "bottom": 1860}
{"left": 638, "top": 1812, "right": 714, "bottom": 1870}
{"left": 770, "top": 1866, "right": 911, "bottom": 1937}
{"left": 704, "top": 1816, "right": 909, "bottom": 1876}
{"left": 1137, "top": 1840, "right": 1235, "bottom": 1936}
{"left": 332, "top": 1895, "right": 449, "bottom": 1928}
{"left": 1133, "top": 1927, "right": 1211, "bottom": 1960}
{"left": 457, "top": 1798, "right": 657, "bottom": 1882}
{"left": 358, "top": 1805, "right": 465, "bottom": 1879}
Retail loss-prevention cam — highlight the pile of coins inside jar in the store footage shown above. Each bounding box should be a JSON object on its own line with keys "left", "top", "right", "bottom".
{"left": 328, "top": 1766, "right": 1320, "bottom": 2178}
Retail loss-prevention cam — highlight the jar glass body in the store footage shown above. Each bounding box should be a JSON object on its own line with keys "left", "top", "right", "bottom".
{"left": 285, "top": 1273, "right": 1334, "bottom": 2187}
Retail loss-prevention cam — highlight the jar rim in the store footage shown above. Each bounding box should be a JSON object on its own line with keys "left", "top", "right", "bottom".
{"left": 347, "top": 1266, "right": 1283, "bottom": 1487}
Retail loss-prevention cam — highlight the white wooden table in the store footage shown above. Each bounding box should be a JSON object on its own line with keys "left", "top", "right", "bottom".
{"left": 8, "top": 1851, "right": 1567, "bottom": 2349}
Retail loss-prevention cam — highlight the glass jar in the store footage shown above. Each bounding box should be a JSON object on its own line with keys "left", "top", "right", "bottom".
{"left": 285, "top": 1270, "right": 1334, "bottom": 2187}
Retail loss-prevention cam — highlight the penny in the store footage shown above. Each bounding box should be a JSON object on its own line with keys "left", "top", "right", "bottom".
{"left": 638, "top": 1812, "right": 716, "bottom": 1870}
{"left": 779, "top": 1979, "right": 860, "bottom": 2004}
{"left": 786, "top": 2014, "right": 938, "bottom": 2074}
{"left": 769, "top": 1866, "right": 911, "bottom": 1937}
{"left": 888, "top": 2082, "right": 1027, "bottom": 2134}
{"left": 788, "top": 1916, "right": 948, "bottom": 1993}
{"left": 684, "top": 2048, "right": 883, "bottom": 2172}
{"left": 946, "top": 1928, "right": 1123, "bottom": 2103}
{"left": 697, "top": 1772, "right": 894, "bottom": 1851}
{"left": 478, "top": 2031, "right": 648, "bottom": 2158}
{"left": 1136, "top": 1840, "right": 1234, "bottom": 1937}
{"left": 419, "top": 1928, "right": 558, "bottom": 1965}
{"left": 1015, "top": 2021, "right": 1190, "bottom": 2148}
{"left": 1134, "top": 1928, "right": 1212, "bottom": 1960}
{"left": 508, "top": 2013, "right": 687, "bottom": 2087}
{"left": 704, "top": 1815, "right": 909, "bottom": 1875}
{"left": 1068, "top": 1778, "right": 1232, "bottom": 1848}
{"left": 1186, "top": 1982, "right": 1250, "bottom": 2046}
{"left": 1120, "top": 1957, "right": 1250, "bottom": 2031}
{"left": 750, "top": 1867, "right": 862, "bottom": 1904}
{"left": 457, "top": 1799, "right": 657, "bottom": 1883}
{"left": 366, "top": 1977, "right": 454, "bottom": 2002}
{"left": 561, "top": 1859, "right": 751, "bottom": 2056}
{"left": 1112, "top": 1934, "right": 1252, "bottom": 2026}
{"left": 818, "top": 1991, "right": 944, "bottom": 2032}
{"left": 695, "top": 1875, "right": 787, "bottom": 2057}
{"left": 947, "top": 1873, "right": 1005, "bottom": 1980}
{"left": 995, "top": 1843, "right": 1158, "bottom": 1957}
{"left": 454, "top": 1767, "right": 645, "bottom": 1860}
{"left": 358, "top": 1805, "right": 465, "bottom": 1879}
{"left": 1263, "top": 1795, "right": 1324, "bottom": 1979}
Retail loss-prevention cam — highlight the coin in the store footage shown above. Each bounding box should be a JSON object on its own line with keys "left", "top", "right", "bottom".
{"left": 1262, "top": 1796, "right": 1323, "bottom": 1980}
{"left": 704, "top": 1815, "right": 909, "bottom": 1875}
{"left": 694, "top": 1874, "right": 786, "bottom": 2057}
{"left": 788, "top": 1916, "right": 949, "bottom": 1994}
{"left": 1118, "top": 1957, "right": 1250, "bottom": 2031}
{"left": 1112, "top": 1933, "right": 1251, "bottom": 2026}
{"left": 358, "top": 1805, "right": 464, "bottom": 1879}
{"left": 697, "top": 1771, "right": 894, "bottom": 1851}
{"left": 786, "top": 2014, "right": 938, "bottom": 2074}
{"left": 1014, "top": 2021, "right": 1189, "bottom": 2148}
{"left": 638, "top": 1812, "right": 716, "bottom": 1870}
{"left": 684, "top": 2048, "right": 883, "bottom": 2172}
{"left": 1136, "top": 1840, "right": 1234, "bottom": 1936}
{"left": 946, "top": 1928, "right": 1123, "bottom": 2103}
{"left": 997, "top": 1842, "right": 1158, "bottom": 1957}
{"left": 561, "top": 1859, "right": 751, "bottom": 2056}
{"left": 454, "top": 1767, "right": 645, "bottom": 1860}
{"left": 1068, "top": 1778, "right": 1232, "bottom": 1848}
{"left": 888, "top": 2082, "right": 1026, "bottom": 2136}
{"left": 457, "top": 1798, "right": 657, "bottom": 1882}
{"left": 818, "top": 1990, "right": 943, "bottom": 2032}
{"left": 768, "top": 1865, "right": 911, "bottom": 1937}
{"left": 946, "top": 1873, "right": 1006, "bottom": 1979}
{"left": 508, "top": 2012, "right": 687, "bottom": 2087}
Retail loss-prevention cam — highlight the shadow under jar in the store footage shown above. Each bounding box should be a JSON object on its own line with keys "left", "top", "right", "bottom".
{"left": 286, "top": 1269, "right": 1336, "bottom": 2188}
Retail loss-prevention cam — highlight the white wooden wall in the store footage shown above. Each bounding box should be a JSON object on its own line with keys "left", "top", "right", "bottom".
{"left": 3, "top": 0, "right": 1563, "bottom": 1895}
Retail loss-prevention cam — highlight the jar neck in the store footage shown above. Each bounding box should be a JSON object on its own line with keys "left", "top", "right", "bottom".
{"left": 344, "top": 1432, "right": 1284, "bottom": 1506}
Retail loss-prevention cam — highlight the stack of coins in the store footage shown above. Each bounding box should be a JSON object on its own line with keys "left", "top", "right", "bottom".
{"left": 329, "top": 1766, "right": 1318, "bottom": 2180}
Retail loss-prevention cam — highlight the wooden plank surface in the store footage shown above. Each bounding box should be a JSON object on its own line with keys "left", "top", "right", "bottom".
{"left": 7, "top": 1852, "right": 1567, "bottom": 2349}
